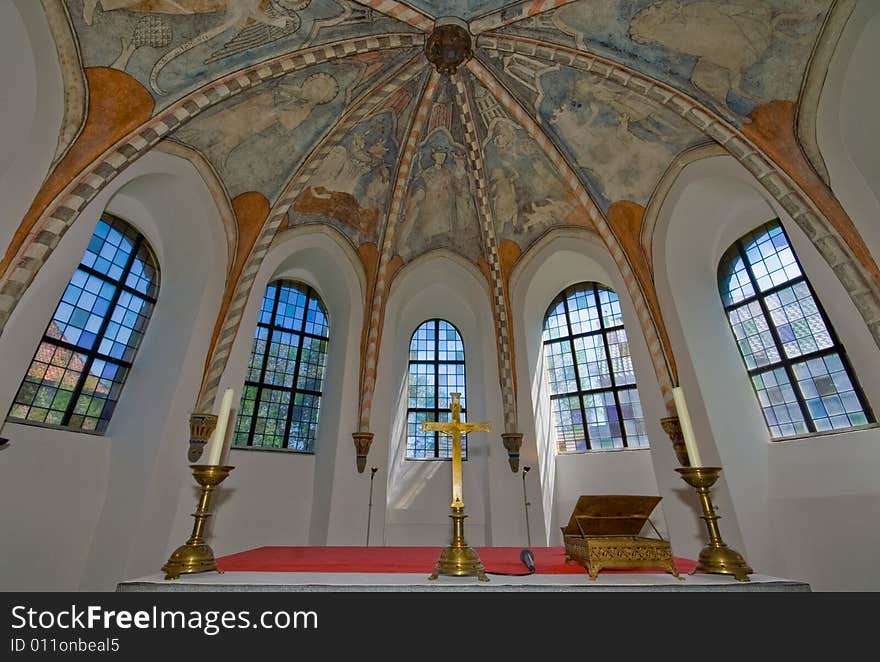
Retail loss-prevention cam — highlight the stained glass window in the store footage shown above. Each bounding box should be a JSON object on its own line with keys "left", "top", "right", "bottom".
{"left": 233, "top": 280, "right": 329, "bottom": 452}
{"left": 7, "top": 215, "right": 159, "bottom": 433}
{"left": 406, "top": 319, "right": 467, "bottom": 459}
{"left": 542, "top": 283, "right": 649, "bottom": 453}
{"left": 718, "top": 220, "right": 872, "bottom": 437}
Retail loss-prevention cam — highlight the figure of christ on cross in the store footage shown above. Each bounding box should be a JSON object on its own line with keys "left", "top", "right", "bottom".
{"left": 421, "top": 392, "right": 492, "bottom": 580}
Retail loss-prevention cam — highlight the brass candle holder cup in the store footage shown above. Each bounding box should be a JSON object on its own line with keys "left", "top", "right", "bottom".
{"left": 162, "top": 464, "right": 234, "bottom": 580}
{"left": 676, "top": 466, "right": 752, "bottom": 582}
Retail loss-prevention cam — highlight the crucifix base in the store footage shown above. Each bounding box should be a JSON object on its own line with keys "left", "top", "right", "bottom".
{"left": 429, "top": 505, "right": 489, "bottom": 582}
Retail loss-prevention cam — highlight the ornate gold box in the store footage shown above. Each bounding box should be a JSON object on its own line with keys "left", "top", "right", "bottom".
{"left": 560, "top": 495, "right": 680, "bottom": 580}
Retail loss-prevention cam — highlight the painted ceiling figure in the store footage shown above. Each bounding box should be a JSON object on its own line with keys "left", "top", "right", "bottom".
{"left": 205, "top": 72, "right": 339, "bottom": 167}
{"left": 399, "top": 145, "right": 473, "bottom": 251}
{"left": 310, "top": 127, "right": 391, "bottom": 209}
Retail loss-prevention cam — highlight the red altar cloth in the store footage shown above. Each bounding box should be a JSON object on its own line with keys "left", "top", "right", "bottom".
{"left": 217, "top": 546, "right": 697, "bottom": 575}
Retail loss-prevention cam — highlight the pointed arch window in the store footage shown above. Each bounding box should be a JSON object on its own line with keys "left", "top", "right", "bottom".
{"left": 233, "top": 280, "right": 329, "bottom": 452}
{"left": 406, "top": 319, "right": 468, "bottom": 460}
{"left": 7, "top": 215, "right": 160, "bottom": 433}
{"left": 542, "top": 283, "right": 649, "bottom": 453}
{"left": 718, "top": 220, "right": 872, "bottom": 438}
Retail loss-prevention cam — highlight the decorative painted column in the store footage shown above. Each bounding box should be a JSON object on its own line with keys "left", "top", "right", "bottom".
{"left": 501, "top": 432, "right": 523, "bottom": 473}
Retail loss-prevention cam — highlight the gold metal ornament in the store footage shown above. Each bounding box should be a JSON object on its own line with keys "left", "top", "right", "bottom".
{"left": 676, "top": 466, "right": 753, "bottom": 582}
{"left": 162, "top": 464, "right": 234, "bottom": 580}
{"left": 422, "top": 392, "right": 490, "bottom": 581}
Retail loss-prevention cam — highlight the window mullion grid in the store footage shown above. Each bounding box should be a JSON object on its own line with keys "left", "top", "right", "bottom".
{"left": 246, "top": 285, "right": 283, "bottom": 446}
{"left": 77, "top": 263, "right": 157, "bottom": 305}
{"left": 798, "top": 276, "right": 875, "bottom": 424}
{"left": 561, "top": 290, "right": 592, "bottom": 451}
{"left": 594, "top": 283, "right": 629, "bottom": 448}
{"left": 735, "top": 240, "right": 816, "bottom": 433}
{"left": 60, "top": 236, "right": 144, "bottom": 427}
{"left": 434, "top": 319, "right": 441, "bottom": 458}
{"left": 281, "top": 288, "right": 311, "bottom": 450}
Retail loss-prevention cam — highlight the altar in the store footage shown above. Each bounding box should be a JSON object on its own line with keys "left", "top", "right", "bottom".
{"left": 118, "top": 546, "right": 810, "bottom": 592}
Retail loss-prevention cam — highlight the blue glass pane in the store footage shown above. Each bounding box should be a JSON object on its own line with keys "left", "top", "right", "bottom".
{"left": 233, "top": 281, "right": 329, "bottom": 452}
{"left": 9, "top": 216, "right": 158, "bottom": 433}
{"left": 406, "top": 320, "right": 467, "bottom": 460}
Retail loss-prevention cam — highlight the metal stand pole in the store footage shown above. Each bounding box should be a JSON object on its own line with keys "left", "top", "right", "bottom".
{"left": 366, "top": 466, "right": 378, "bottom": 546}
{"left": 522, "top": 465, "right": 532, "bottom": 548}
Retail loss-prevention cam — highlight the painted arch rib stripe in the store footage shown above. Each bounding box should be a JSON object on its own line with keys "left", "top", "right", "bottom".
{"left": 477, "top": 32, "right": 880, "bottom": 355}
{"left": 0, "top": 33, "right": 424, "bottom": 337}
{"left": 466, "top": 57, "right": 677, "bottom": 406}
{"left": 195, "top": 54, "right": 429, "bottom": 412}
{"left": 359, "top": 70, "right": 442, "bottom": 432}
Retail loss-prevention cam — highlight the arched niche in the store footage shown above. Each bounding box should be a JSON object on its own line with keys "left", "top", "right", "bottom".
{"left": 653, "top": 153, "right": 880, "bottom": 589}
{"left": 508, "top": 228, "right": 703, "bottom": 555}
{"left": 815, "top": 1, "right": 880, "bottom": 261}
{"left": 201, "top": 224, "right": 365, "bottom": 551}
{"left": 370, "top": 250, "right": 512, "bottom": 547}
{"left": 0, "top": 0, "right": 71, "bottom": 258}
{"left": 0, "top": 148, "right": 229, "bottom": 590}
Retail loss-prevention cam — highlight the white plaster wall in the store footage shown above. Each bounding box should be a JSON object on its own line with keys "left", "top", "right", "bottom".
{"left": 508, "top": 231, "right": 699, "bottom": 553}
{"left": 0, "top": 0, "right": 66, "bottom": 258}
{"left": 654, "top": 154, "right": 880, "bottom": 590}
{"left": 370, "top": 252, "right": 514, "bottom": 547}
{"left": 0, "top": 150, "right": 227, "bottom": 590}
{"left": 197, "top": 225, "right": 365, "bottom": 553}
{"left": 817, "top": 0, "right": 880, "bottom": 262}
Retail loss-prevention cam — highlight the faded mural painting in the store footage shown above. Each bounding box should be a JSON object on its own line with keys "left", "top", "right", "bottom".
{"left": 65, "top": 0, "right": 416, "bottom": 107}
{"left": 292, "top": 69, "right": 429, "bottom": 246}
{"left": 403, "top": 0, "right": 520, "bottom": 20}
{"left": 468, "top": 77, "right": 578, "bottom": 250}
{"left": 172, "top": 52, "right": 416, "bottom": 204}
{"left": 397, "top": 80, "right": 482, "bottom": 264}
{"left": 480, "top": 49, "right": 707, "bottom": 211}
{"left": 501, "top": 0, "right": 833, "bottom": 123}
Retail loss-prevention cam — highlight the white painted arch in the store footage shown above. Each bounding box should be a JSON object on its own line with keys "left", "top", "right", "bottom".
{"left": 652, "top": 152, "right": 880, "bottom": 590}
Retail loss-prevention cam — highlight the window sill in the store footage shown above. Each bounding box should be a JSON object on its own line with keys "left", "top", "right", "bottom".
{"left": 556, "top": 446, "right": 651, "bottom": 456}
{"left": 769, "top": 422, "right": 879, "bottom": 444}
{"left": 4, "top": 417, "right": 105, "bottom": 437}
{"left": 404, "top": 457, "right": 468, "bottom": 462}
{"left": 230, "top": 445, "right": 314, "bottom": 455}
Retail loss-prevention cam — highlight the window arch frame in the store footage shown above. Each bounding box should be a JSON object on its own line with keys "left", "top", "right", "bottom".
{"left": 541, "top": 281, "right": 649, "bottom": 453}
{"left": 233, "top": 278, "right": 330, "bottom": 453}
{"left": 718, "top": 219, "right": 874, "bottom": 438}
{"left": 405, "top": 318, "right": 468, "bottom": 461}
{"left": 6, "top": 213, "right": 160, "bottom": 434}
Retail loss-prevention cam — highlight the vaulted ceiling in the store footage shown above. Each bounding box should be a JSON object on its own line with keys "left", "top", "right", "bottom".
{"left": 59, "top": 0, "right": 832, "bottom": 268}
{"left": 9, "top": 0, "right": 868, "bottom": 432}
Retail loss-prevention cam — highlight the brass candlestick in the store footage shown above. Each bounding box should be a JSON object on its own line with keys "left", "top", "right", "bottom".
{"left": 676, "top": 467, "right": 752, "bottom": 582}
{"left": 162, "top": 464, "right": 234, "bottom": 580}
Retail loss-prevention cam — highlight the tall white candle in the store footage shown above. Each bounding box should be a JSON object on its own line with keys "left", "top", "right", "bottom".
{"left": 205, "top": 388, "right": 235, "bottom": 466}
{"left": 672, "top": 386, "right": 702, "bottom": 468}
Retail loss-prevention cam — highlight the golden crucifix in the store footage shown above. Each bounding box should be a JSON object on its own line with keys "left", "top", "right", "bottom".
{"left": 421, "top": 392, "right": 491, "bottom": 581}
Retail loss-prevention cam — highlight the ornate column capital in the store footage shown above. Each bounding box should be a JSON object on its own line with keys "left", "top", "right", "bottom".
{"left": 660, "top": 416, "right": 692, "bottom": 467}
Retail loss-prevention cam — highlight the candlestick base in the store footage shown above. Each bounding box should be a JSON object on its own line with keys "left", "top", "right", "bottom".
{"left": 676, "top": 467, "right": 752, "bottom": 582}
{"left": 429, "top": 505, "right": 489, "bottom": 581}
{"left": 162, "top": 464, "right": 234, "bottom": 580}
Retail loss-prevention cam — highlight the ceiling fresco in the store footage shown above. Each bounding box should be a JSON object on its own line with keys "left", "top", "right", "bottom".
{"left": 499, "top": 0, "right": 834, "bottom": 124}
{"left": 401, "top": 0, "right": 522, "bottom": 21}
{"left": 47, "top": 0, "right": 840, "bottom": 271}
{"left": 65, "top": 0, "right": 417, "bottom": 108}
